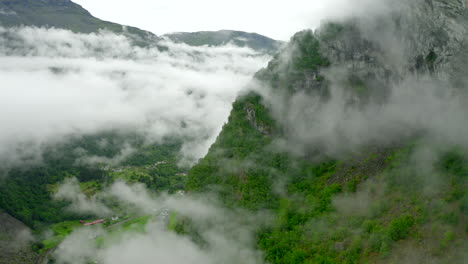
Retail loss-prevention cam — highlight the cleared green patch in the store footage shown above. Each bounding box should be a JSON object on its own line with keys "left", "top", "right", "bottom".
{"left": 167, "top": 212, "right": 178, "bottom": 231}
{"left": 79, "top": 180, "right": 102, "bottom": 197}
{"left": 96, "top": 215, "right": 152, "bottom": 248}
{"left": 40, "top": 220, "right": 83, "bottom": 253}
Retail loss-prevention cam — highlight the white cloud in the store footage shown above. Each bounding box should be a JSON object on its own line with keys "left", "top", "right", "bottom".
{"left": 75, "top": 143, "right": 136, "bottom": 166}
{"left": 0, "top": 26, "right": 270, "bottom": 166}
{"left": 54, "top": 177, "right": 113, "bottom": 216}
{"left": 257, "top": 70, "right": 468, "bottom": 159}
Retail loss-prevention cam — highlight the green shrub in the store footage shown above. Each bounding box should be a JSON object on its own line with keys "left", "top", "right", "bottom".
{"left": 388, "top": 215, "right": 415, "bottom": 241}
{"left": 347, "top": 178, "right": 359, "bottom": 193}
{"left": 440, "top": 212, "right": 458, "bottom": 225}
{"left": 460, "top": 195, "right": 468, "bottom": 215}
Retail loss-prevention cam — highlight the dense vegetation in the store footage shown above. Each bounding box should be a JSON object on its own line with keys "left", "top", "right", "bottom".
{"left": 0, "top": 132, "right": 187, "bottom": 230}
{"left": 186, "top": 29, "right": 468, "bottom": 263}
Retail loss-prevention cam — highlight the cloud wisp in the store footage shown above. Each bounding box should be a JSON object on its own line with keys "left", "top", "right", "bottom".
{"left": 0, "top": 26, "right": 271, "bottom": 167}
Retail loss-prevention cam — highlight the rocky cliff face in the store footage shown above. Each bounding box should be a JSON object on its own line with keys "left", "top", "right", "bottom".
{"left": 258, "top": 0, "right": 468, "bottom": 96}
{"left": 318, "top": 0, "right": 468, "bottom": 87}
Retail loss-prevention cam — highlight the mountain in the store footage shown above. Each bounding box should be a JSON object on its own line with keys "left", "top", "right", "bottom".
{"left": 0, "top": 2, "right": 277, "bottom": 262}
{"left": 0, "top": 1, "right": 281, "bottom": 53}
{"left": 186, "top": 0, "right": 468, "bottom": 263}
{"left": 164, "top": 30, "right": 283, "bottom": 54}
{"left": 0, "top": 0, "right": 155, "bottom": 41}
{"left": 1, "top": 0, "right": 467, "bottom": 263}
{"left": 0, "top": 0, "right": 275, "bottom": 232}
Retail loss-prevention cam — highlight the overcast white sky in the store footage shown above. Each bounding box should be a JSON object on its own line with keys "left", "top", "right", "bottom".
{"left": 72, "top": 0, "right": 385, "bottom": 41}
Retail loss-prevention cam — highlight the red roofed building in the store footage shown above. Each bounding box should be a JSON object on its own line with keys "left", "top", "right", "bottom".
{"left": 80, "top": 219, "right": 105, "bottom": 226}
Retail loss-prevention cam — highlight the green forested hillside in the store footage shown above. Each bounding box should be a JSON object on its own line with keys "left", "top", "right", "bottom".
{"left": 186, "top": 2, "right": 468, "bottom": 262}
{"left": 0, "top": 133, "right": 186, "bottom": 230}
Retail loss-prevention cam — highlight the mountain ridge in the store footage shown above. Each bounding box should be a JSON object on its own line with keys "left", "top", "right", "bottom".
{"left": 0, "top": 0, "right": 155, "bottom": 40}
{"left": 164, "top": 30, "right": 283, "bottom": 54}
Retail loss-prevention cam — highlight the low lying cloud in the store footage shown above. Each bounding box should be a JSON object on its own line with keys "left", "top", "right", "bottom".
{"left": 75, "top": 143, "right": 136, "bottom": 166}
{"left": 54, "top": 177, "right": 112, "bottom": 216}
{"left": 52, "top": 178, "right": 270, "bottom": 264}
{"left": 0, "top": 26, "right": 270, "bottom": 167}
{"left": 255, "top": 0, "right": 468, "bottom": 160}
{"left": 302, "top": 0, "right": 397, "bottom": 27}
{"left": 260, "top": 75, "right": 468, "bottom": 159}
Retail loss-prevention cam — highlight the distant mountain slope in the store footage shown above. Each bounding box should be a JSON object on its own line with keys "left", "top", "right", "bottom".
{"left": 164, "top": 30, "right": 283, "bottom": 53}
{"left": 0, "top": 0, "right": 156, "bottom": 40}
{"left": 0, "top": 1, "right": 281, "bottom": 52}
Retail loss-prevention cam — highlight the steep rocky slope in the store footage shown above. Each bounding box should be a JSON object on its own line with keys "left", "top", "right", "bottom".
{"left": 187, "top": 0, "right": 468, "bottom": 263}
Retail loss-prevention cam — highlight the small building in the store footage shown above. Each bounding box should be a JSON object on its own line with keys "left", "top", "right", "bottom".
{"left": 80, "top": 219, "right": 105, "bottom": 226}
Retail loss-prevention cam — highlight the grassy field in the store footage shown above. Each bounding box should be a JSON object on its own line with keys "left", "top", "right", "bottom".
{"left": 96, "top": 215, "right": 153, "bottom": 248}
{"left": 40, "top": 220, "right": 84, "bottom": 253}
